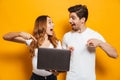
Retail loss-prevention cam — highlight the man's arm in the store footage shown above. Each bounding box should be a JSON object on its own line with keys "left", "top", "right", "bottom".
{"left": 99, "top": 42, "right": 118, "bottom": 58}
{"left": 87, "top": 39, "right": 118, "bottom": 58}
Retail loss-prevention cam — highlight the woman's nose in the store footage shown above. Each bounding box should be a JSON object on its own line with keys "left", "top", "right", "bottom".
{"left": 52, "top": 23, "right": 54, "bottom": 28}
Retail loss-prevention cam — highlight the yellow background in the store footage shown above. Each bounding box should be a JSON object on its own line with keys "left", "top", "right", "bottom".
{"left": 0, "top": 0, "right": 120, "bottom": 80}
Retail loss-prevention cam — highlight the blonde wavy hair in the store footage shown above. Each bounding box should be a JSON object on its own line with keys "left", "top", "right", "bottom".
{"left": 30, "top": 15, "right": 58, "bottom": 56}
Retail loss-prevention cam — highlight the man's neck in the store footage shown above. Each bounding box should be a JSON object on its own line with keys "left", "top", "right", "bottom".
{"left": 77, "top": 25, "right": 87, "bottom": 33}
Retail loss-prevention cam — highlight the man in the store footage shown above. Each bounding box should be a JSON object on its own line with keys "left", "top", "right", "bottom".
{"left": 62, "top": 4, "right": 118, "bottom": 80}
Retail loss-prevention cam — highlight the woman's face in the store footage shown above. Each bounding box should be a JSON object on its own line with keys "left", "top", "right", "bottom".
{"left": 46, "top": 17, "right": 54, "bottom": 36}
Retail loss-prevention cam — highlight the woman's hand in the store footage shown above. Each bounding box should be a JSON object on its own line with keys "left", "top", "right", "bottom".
{"left": 48, "top": 70, "right": 59, "bottom": 76}
{"left": 19, "top": 32, "right": 37, "bottom": 42}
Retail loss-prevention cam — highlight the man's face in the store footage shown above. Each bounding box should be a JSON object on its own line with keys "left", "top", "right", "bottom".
{"left": 69, "top": 12, "right": 83, "bottom": 31}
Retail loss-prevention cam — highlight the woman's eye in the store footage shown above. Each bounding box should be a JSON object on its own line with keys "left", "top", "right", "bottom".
{"left": 49, "top": 22, "right": 52, "bottom": 24}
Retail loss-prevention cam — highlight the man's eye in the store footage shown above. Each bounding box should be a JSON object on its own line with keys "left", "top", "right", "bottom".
{"left": 72, "top": 17, "right": 76, "bottom": 20}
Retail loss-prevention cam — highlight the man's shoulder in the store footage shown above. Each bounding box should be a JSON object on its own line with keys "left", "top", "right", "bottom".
{"left": 86, "top": 28, "right": 99, "bottom": 34}
{"left": 87, "top": 27, "right": 104, "bottom": 39}
{"left": 63, "top": 31, "right": 72, "bottom": 37}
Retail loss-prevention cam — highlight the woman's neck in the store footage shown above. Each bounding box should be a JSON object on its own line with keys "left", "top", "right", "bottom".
{"left": 40, "top": 34, "right": 50, "bottom": 48}
{"left": 44, "top": 34, "right": 48, "bottom": 40}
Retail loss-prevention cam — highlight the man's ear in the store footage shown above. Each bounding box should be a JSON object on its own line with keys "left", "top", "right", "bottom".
{"left": 81, "top": 17, "right": 86, "bottom": 23}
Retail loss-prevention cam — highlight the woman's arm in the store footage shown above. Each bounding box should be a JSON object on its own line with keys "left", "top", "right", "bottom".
{"left": 3, "top": 32, "right": 36, "bottom": 44}
{"left": 3, "top": 32, "right": 20, "bottom": 40}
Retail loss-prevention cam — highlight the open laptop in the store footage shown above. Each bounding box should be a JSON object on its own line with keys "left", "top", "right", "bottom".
{"left": 37, "top": 48, "right": 71, "bottom": 72}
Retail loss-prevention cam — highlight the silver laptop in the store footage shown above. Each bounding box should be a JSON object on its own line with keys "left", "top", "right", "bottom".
{"left": 37, "top": 48, "right": 71, "bottom": 71}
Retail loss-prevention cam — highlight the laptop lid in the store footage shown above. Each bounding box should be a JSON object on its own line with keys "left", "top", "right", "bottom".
{"left": 37, "top": 48, "right": 71, "bottom": 71}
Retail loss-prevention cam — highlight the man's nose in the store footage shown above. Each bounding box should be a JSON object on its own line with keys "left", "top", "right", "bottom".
{"left": 69, "top": 18, "right": 72, "bottom": 23}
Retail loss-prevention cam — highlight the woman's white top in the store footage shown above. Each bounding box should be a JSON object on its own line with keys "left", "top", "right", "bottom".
{"left": 26, "top": 40, "right": 62, "bottom": 76}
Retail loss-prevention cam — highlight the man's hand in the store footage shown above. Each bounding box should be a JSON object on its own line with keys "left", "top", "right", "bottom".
{"left": 87, "top": 38, "right": 102, "bottom": 48}
{"left": 67, "top": 46, "right": 74, "bottom": 52}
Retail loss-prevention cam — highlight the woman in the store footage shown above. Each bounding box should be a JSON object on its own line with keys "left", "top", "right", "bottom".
{"left": 3, "top": 15, "right": 62, "bottom": 80}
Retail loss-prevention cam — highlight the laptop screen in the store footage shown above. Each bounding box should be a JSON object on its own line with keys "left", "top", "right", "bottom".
{"left": 37, "top": 48, "right": 71, "bottom": 71}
